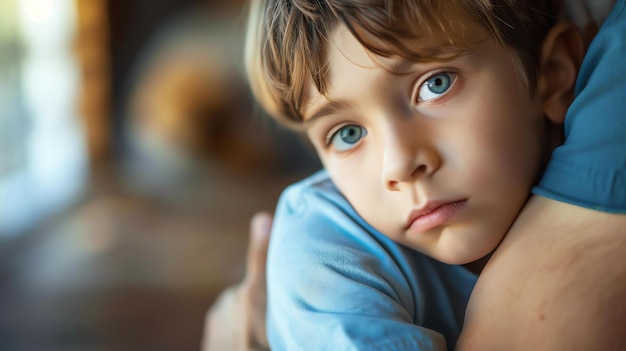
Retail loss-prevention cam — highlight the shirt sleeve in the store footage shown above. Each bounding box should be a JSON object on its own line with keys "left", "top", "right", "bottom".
{"left": 532, "top": 0, "right": 626, "bottom": 213}
{"left": 266, "top": 182, "right": 448, "bottom": 351}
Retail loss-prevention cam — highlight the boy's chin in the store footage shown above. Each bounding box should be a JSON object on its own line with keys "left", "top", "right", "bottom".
{"left": 430, "top": 244, "right": 497, "bottom": 270}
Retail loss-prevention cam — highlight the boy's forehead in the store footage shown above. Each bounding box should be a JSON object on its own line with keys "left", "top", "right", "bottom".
{"left": 331, "top": 24, "right": 477, "bottom": 70}
{"left": 331, "top": 26, "right": 384, "bottom": 69}
{"left": 302, "top": 26, "right": 376, "bottom": 120}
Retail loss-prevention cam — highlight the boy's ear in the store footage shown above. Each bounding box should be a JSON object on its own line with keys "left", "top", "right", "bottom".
{"left": 538, "top": 22, "right": 586, "bottom": 124}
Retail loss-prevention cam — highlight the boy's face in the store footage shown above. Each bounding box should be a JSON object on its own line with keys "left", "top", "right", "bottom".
{"left": 303, "top": 25, "right": 547, "bottom": 265}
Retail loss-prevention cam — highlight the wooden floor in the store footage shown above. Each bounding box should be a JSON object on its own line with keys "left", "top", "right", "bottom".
{"left": 0, "top": 164, "right": 314, "bottom": 350}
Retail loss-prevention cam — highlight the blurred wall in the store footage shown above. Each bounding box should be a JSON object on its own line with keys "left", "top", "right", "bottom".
{"left": 0, "top": 0, "right": 87, "bottom": 237}
{"left": 106, "top": 0, "right": 320, "bottom": 198}
{"left": 0, "top": 0, "right": 322, "bottom": 236}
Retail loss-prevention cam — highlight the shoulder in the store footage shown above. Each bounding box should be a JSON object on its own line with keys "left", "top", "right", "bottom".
{"left": 532, "top": 0, "right": 626, "bottom": 212}
{"left": 575, "top": 0, "right": 625, "bottom": 87}
{"left": 270, "top": 170, "right": 408, "bottom": 289}
{"left": 269, "top": 171, "right": 418, "bottom": 320}
{"left": 273, "top": 169, "right": 386, "bottom": 253}
{"left": 275, "top": 169, "right": 351, "bottom": 220}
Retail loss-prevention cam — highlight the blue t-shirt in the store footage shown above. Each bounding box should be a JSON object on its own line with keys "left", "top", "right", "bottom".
{"left": 532, "top": 0, "right": 626, "bottom": 213}
{"left": 267, "top": 171, "right": 477, "bottom": 351}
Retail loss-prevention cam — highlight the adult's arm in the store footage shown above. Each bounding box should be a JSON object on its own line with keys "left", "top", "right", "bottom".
{"left": 457, "top": 197, "right": 626, "bottom": 350}
{"left": 458, "top": 0, "right": 626, "bottom": 348}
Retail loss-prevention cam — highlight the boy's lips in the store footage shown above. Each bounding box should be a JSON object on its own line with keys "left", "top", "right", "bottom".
{"left": 406, "top": 200, "right": 467, "bottom": 233}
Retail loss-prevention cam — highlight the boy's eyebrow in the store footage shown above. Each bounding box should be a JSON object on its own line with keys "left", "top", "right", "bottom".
{"left": 380, "top": 48, "right": 475, "bottom": 77}
{"left": 387, "top": 58, "right": 416, "bottom": 74}
{"left": 303, "top": 100, "right": 353, "bottom": 125}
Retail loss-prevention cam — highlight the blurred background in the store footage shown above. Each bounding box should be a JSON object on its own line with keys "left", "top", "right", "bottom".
{"left": 0, "top": 0, "right": 320, "bottom": 350}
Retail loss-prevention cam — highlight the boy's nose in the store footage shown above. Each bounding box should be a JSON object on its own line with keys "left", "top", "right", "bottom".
{"left": 381, "top": 131, "right": 440, "bottom": 192}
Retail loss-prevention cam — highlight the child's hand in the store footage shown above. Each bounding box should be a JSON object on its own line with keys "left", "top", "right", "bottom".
{"left": 202, "top": 212, "right": 272, "bottom": 351}
{"left": 559, "top": 0, "right": 615, "bottom": 41}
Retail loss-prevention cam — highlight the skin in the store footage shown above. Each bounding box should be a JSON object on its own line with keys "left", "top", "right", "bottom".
{"left": 458, "top": 197, "right": 626, "bottom": 350}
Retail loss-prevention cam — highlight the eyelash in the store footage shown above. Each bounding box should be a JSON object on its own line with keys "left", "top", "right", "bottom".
{"left": 324, "top": 123, "right": 353, "bottom": 146}
{"left": 412, "top": 70, "right": 458, "bottom": 104}
{"left": 324, "top": 123, "right": 367, "bottom": 152}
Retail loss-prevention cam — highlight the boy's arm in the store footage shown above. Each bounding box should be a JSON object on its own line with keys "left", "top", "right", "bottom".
{"left": 457, "top": 197, "right": 626, "bottom": 350}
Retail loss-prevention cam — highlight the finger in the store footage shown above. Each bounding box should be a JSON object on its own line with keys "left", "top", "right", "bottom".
{"left": 203, "top": 286, "right": 244, "bottom": 351}
{"left": 245, "top": 212, "right": 273, "bottom": 285}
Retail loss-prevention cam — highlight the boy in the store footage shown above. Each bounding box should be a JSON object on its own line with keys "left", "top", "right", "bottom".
{"left": 205, "top": 0, "right": 626, "bottom": 349}
{"left": 244, "top": 0, "right": 588, "bottom": 349}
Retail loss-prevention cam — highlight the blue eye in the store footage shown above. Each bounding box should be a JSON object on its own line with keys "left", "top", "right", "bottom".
{"left": 417, "top": 73, "right": 456, "bottom": 102}
{"left": 330, "top": 125, "right": 367, "bottom": 152}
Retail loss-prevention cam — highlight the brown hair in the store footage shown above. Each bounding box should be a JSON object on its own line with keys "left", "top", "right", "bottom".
{"left": 245, "top": 0, "right": 556, "bottom": 125}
